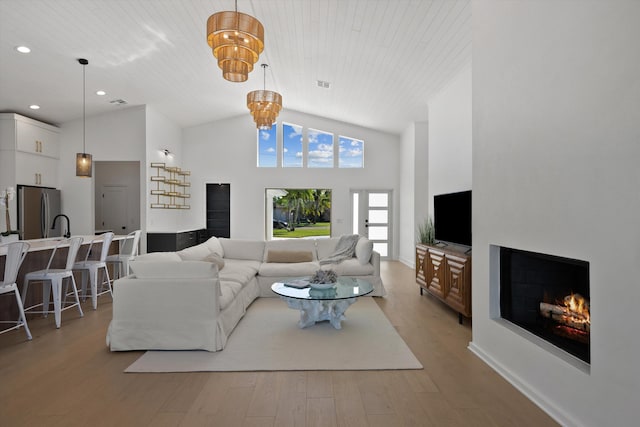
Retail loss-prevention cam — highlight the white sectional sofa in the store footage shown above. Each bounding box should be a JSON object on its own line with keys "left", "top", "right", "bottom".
{"left": 106, "top": 235, "right": 384, "bottom": 352}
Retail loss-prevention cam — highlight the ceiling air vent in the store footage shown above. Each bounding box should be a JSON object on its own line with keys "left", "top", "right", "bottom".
{"left": 109, "top": 98, "right": 128, "bottom": 105}
{"left": 316, "top": 80, "right": 331, "bottom": 89}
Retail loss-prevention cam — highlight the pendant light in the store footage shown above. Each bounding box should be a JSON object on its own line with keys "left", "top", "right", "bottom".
{"left": 207, "top": 0, "right": 264, "bottom": 83}
{"left": 247, "top": 64, "right": 282, "bottom": 130}
{"left": 75, "top": 58, "right": 92, "bottom": 177}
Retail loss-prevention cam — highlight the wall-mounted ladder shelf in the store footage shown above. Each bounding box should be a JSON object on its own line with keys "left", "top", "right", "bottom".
{"left": 150, "top": 162, "right": 191, "bottom": 209}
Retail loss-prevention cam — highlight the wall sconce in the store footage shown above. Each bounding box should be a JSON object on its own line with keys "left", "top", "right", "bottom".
{"left": 162, "top": 149, "right": 171, "bottom": 156}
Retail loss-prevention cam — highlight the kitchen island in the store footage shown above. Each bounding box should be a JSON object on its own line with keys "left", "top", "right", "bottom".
{"left": 0, "top": 235, "right": 127, "bottom": 324}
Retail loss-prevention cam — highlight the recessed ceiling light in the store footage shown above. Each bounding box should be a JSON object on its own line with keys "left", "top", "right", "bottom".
{"left": 16, "top": 46, "right": 31, "bottom": 53}
{"left": 29, "top": 104, "right": 40, "bottom": 110}
{"left": 96, "top": 90, "right": 106, "bottom": 96}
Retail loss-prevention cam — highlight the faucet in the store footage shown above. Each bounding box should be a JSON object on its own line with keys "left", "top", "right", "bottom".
{"left": 51, "top": 214, "right": 71, "bottom": 238}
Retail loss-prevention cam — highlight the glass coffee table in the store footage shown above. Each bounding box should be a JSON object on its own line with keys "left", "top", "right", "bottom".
{"left": 271, "top": 277, "right": 374, "bottom": 329}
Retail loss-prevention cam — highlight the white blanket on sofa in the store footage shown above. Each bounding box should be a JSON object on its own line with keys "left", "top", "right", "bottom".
{"left": 319, "top": 234, "right": 360, "bottom": 265}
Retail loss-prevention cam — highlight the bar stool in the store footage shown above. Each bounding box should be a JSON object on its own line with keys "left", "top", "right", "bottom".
{"left": 73, "top": 232, "right": 114, "bottom": 310}
{"left": 106, "top": 230, "right": 141, "bottom": 280}
{"left": 0, "top": 241, "right": 32, "bottom": 340}
{"left": 22, "top": 237, "right": 84, "bottom": 328}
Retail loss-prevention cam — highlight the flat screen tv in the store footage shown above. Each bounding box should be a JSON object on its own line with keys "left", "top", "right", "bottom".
{"left": 434, "top": 190, "right": 472, "bottom": 246}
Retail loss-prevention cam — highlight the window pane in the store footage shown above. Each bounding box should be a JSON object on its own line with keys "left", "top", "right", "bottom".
{"left": 339, "top": 136, "right": 364, "bottom": 168}
{"left": 283, "top": 122, "right": 303, "bottom": 167}
{"left": 368, "top": 209, "right": 388, "bottom": 224}
{"left": 368, "top": 226, "right": 388, "bottom": 240}
{"left": 352, "top": 193, "right": 359, "bottom": 234}
{"left": 368, "top": 193, "right": 388, "bottom": 207}
{"left": 373, "top": 243, "right": 388, "bottom": 257}
{"left": 257, "top": 124, "right": 277, "bottom": 167}
{"left": 308, "top": 128, "right": 334, "bottom": 168}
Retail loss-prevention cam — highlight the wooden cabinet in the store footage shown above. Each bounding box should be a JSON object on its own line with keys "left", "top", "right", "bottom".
{"left": 0, "top": 113, "right": 60, "bottom": 188}
{"left": 15, "top": 152, "right": 58, "bottom": 187}
{"left": 416, "top": 243, "right": 471, "bottom": 323}
{"left": 147, "top": 229, "right": 206, "bottom": 252}
{"left": 15, "top": 118, "right": 60, "bottom": 158}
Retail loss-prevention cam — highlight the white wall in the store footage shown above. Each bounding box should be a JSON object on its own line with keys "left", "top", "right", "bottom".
{"left": 182, "top": 109, "right": 401, "bottom": 252}
{"left": 398, "top": 122, "right": 429, "bottom": 266}
{"left": 145, "top": 105, "right": 194, "bottom": 233}
{"left": 397, "top": 64, "right": 472, "bottom": 267}
{"left": 470, "top": 2, "right": 640, "bottom": 426}
{"left": 427, "top": 65, "right": 472, "bottom": 211}
{"left": 59, "top": 106, "right": 146, "bottom": 235}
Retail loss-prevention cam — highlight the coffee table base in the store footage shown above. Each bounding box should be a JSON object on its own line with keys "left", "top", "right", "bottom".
{"left": 280, "top": 297, "right": 357, "bottom": 329}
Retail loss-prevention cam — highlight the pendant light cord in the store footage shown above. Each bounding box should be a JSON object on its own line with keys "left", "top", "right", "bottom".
{"left": 262, "top": 63, "right": 267, "bottom": 90}
{"left": 82, "top": 61, "right": 86, "bottom": 154}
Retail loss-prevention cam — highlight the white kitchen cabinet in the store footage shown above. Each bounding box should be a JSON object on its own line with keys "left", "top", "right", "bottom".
{"left": 15, "top": 118, "right": 60, "bottom": 158}
{"left": 15, "top": 151, "right": 58, "bottom": 187}
{"left": 0, "top": 113, "right": 60, "bottom": 188}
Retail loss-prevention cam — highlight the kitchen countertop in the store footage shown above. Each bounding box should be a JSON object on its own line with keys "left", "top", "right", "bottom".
{"left": 0, "top": 235, "right": 127, "bottom": 256}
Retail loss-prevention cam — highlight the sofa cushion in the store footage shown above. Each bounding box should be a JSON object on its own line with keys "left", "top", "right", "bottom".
{"left": 219, "top": 264, "right": 259, "bottom": 286}
{"left": 177, "top": 243, "right": 212, "bottom": 261}
{"left": 132, "top": 252, "right": 182, "bottom": 262}
{"left": 219, "top": 281, "right": 242, "bottom": 311}
{"left": 202, "top": 252, "right": 225, "bottom": 270}
{"left": 219, "top": 238, "right": 265, "bottom": 261}
{"left": 203, "top": 236, "right": 224, "bottom": 257}
{"left": 265, "top": 250, "right": 314, "bottom": 263}
{"left": 316, "top": 237, "right": 339, "bottom": 260}
{"left": 355, "top": 237, "right": 374, "bottom": 265}
{"left": 129, "top": 260, "right": 218, "bottom": 279}
{"left": 263, "top": 239, "right": 318, "bottom": 262}
{"left": 259, "top": 261, "right": 320, "bottom": 277}
{"left": 321, "top": 258, "right": 374, "bottom": 276}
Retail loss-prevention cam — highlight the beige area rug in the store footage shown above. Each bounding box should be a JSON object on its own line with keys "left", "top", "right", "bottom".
{"left": 125, "top": 297, "right": 422, "bottom": 372}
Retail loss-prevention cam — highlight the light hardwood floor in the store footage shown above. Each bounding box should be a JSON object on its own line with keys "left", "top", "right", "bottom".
{"left": 0, "top": 261, "right": 558, "bottom": 426}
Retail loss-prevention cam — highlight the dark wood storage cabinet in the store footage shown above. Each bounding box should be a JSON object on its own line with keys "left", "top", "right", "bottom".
{"left": 147, "top": 229, "right": 206, "bottom": 252}
{"left": 416, "top": 243, "right": 471, "bottom": 323}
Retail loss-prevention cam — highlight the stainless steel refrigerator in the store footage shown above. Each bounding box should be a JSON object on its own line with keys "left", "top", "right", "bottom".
{"left": 18, "top": 185, "right": 62, "bottom": 239}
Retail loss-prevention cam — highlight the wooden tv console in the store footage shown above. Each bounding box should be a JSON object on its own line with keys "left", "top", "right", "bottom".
{"left": 416, "top": 243, "right": 471, "bottom": 324}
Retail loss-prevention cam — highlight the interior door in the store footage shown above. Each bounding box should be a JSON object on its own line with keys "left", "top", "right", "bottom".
{"left": 351, "top": 190, "right": 392, "bottom": 259}
{"left": 100, "top": 185, "right": 128, "bottom": 233}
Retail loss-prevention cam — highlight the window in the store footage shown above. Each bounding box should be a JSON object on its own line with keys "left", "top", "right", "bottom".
{"left": 266, "top": 188, "right": 331, "bottom": 239}
{"left": 282, "top": 122, "right": 303, "bottom": 167}
{"left": 257, "top": 124, "right": 277, "bottom": 167}
{"left": 339, "top": 136, "right": 364, "bottom": 168}
{"left": 308, "top": 128, "right": 334, "bottom": 168}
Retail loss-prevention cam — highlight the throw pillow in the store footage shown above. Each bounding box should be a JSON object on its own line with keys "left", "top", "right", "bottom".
{"left": 355, "top": 237, "right": 374, "bottom": 265}
{"left": 203, "top": 252, "right": 225, "bottom": 270}
{"left": 203, "top": 236, "right": 225, "bottom": 257}
{"left": 266, "top": 250, "right": 314, "bottom": 263}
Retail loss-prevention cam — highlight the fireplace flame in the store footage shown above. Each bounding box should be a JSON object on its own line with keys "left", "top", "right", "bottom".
{"left": 563, "top": 293, "right": 590, "bottom": 324}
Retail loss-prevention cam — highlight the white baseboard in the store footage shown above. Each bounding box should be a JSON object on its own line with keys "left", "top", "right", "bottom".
{"left": 467, "top": 342, "right": 579, "bottom": 427}
{"left": 398, "top": 257, "right": 414, "bottom": 268}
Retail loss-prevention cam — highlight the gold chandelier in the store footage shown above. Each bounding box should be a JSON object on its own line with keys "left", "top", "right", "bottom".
{"left": 206, "top": 0, "right": 264, "bottom": 83}
{"left": 247, "top": 64, "right": 282, "bottom": 130}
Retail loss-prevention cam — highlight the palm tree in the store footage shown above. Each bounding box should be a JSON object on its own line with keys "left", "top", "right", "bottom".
{"left": 306, "top": 189, "right": 331, "bottom": 224}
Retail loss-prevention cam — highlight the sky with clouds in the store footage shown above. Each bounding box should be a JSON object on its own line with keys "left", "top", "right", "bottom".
{"left": 258, "top": 123, "right": 364, "bottom": 168}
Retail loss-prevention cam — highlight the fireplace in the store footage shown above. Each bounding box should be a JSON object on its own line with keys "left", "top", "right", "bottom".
{"left": 500, "top": 247, "right": 590, "bottom": 364}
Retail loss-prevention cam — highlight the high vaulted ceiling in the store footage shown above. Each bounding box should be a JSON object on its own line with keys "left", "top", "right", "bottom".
{"left": 0, "top": 0, "right": 471, "bottom": 135}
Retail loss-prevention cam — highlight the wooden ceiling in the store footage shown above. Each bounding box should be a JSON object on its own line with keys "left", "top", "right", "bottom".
{"left": 0, "top": 0, "right": 471, "bottom": 134}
